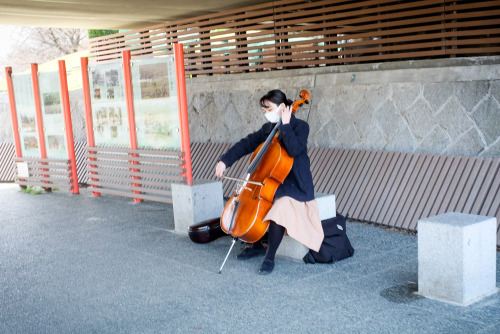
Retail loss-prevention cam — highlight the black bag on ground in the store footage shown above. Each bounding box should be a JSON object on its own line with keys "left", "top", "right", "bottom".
{"left": 303, "top": 213, "right": 355, "bottom": 264}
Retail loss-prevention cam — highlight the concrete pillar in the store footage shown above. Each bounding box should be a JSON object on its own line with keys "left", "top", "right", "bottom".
{"left": 172, "top": 180, "right": 224, "bottom": 234}
{"left": 418, "top": 212, "right": 498, "bottom": 306}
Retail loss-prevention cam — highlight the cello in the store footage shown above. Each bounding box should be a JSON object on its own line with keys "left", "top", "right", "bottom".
{"left": 218, "top": 90, "right": 310, "bottom": 273}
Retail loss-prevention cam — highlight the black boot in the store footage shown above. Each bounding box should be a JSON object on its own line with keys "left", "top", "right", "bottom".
{"left": 259, "top": 259, "right": 275, "bottom": 275}
{"left": 236, "top": 242, "right": 266, "bottom": 260}
{"left": 258, "top": 221, "right": 284, "bottom": 275}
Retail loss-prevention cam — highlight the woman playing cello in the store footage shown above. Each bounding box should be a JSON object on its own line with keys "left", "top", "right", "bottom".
{"left": 215, "top": 89, "right": 324, "bottom": 274}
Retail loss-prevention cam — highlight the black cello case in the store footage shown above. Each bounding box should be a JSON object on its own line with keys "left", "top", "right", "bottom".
{"left": 188, "top": 218, "right": 227, "bottom": 244}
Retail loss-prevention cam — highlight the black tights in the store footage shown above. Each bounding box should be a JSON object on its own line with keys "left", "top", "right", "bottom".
{"left": 264, "top": 221, "right": 285, "bottom": 262}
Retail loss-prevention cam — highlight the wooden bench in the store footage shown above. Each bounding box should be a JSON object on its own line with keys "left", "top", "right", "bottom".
{"left": 85, "top": 146, "right": 186, "bottom": 203}
{"left": 191, "top": 142, "right": 500, "bottom": 248}
{"left": 13, "top": 157, "right": 75, "bottom": 192}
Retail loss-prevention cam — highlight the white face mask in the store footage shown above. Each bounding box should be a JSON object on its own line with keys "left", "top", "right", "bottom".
{"left": 264, "top": 105, "right": 281, "bottom": 123}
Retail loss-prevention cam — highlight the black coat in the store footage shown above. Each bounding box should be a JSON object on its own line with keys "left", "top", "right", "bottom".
{"left": 219, "top": 114, "right": 315, "bottom": 202}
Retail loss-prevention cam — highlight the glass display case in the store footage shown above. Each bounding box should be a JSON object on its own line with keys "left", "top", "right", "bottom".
{"left": 38, "top": 71, "right": 67, "bottom": 158}
{"left": 131, "top": 56, "right": 181, "bottom": 149}
{"left": 12, "top": 73, "right": 39, "bottom": 157}
{"left": 88, "top": 62, "right": 129, "bottom": 147}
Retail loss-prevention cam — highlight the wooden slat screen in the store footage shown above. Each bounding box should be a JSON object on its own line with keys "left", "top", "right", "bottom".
{"left": 190, "top": 142, "right": 500, "bottom": 247}
{"left": 0, "top": 143, "right": 16, "bottom": 182}
{"left": 85, "top": 146, "right": 186, "bottom": 203}
{"left": 12, "top": 157, "right": 74, "bottom": 191}
{"left": 74, "top": 141, "right": 88, "bottom": 184}
{"left": 89, "top": 0, "right": 500, "bottom": 75}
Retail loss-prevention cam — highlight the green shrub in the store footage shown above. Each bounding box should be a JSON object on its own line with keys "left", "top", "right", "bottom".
{"left": 88, "top": 29, "right": 119, "bottom": 39}
{"left": 20, "top": 186, "right": 43, "bottom": 195}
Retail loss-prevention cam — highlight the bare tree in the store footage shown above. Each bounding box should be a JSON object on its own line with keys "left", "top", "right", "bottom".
{"left": 2, "top": 27, "right": 88, "bottom": 75}
{"left": 33, "top": 27, "right": 87, "bottom": 55}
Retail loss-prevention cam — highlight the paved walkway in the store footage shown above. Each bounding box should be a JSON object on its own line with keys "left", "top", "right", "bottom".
{"left": 0, "top": 183, "right": 499, "bottom": 333}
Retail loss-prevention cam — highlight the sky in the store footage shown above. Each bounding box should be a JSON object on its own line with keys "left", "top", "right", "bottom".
{"left": 0, "top": 25, "right": 22, "bottom": 79}
{"left": 0, "top": 25, "right": 18, "bottom": 58}
{"left": 0, "top": 26, "right": 17, "bottom": 86}
{"left": 0, "top": 25, "right": 88, "bottom": 91}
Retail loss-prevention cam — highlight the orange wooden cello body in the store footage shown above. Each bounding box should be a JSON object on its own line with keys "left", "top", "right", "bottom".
{"left": 220, "top": 90, "right": 310, "bottom": 244}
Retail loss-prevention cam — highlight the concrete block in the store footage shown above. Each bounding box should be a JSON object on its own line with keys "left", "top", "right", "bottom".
{"left": 172, "top": 180, "right": 224, "bottom": 234}
{"left": 315, "top": 193, "right": 336, "bottom": 220}
{"left": 276, "top": 193, "right": 336, "bottom": 261}
{"left": 418, "top": 212, "right": 498, "bottom": 306}
{"left": 276, "top": 236, "right": 309, "bottom": 261}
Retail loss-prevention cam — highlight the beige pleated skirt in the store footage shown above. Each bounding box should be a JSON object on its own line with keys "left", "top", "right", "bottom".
{"left": 263, "top": 196, "right": 324, "bottom": 252}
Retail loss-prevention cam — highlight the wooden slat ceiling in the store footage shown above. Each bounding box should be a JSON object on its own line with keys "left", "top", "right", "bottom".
{"left": 88, "top": 0, "right": 500, "bottom": 76}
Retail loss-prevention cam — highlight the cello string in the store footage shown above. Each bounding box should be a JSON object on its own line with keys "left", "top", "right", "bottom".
{"left": 247, "top": 120, "right": 281, "bottom": 174}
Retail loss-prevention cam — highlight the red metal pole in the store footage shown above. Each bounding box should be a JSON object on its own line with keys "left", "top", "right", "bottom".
{"left": 58, "top": 60, "right": 79, "bottom": 194}
{"left": 31, "top": 64, "right": 47, "bottom": 159}
{"left": 81, "top": 58, "right": 95, "bottom": 149}
{"left": 123, "top": 51, "right": 138, "bottom": 150}
{"left": 174, "top": 43, "right": 193, "bottom": 186}
{"left": 5, "top": 67, "right": 22, "bottom": 158}
{"left": 80, "top": 57, "right": 100, "bottom": 197}
{"left": 122, "top": 50, "right": 143, "bottom": 202}
{"left": 31, "top": 63, "right": 52, "bottom": 191}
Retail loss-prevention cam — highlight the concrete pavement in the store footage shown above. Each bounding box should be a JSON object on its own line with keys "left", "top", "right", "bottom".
{"left": 0, "top": 183, "right": 499, "bottom": 333}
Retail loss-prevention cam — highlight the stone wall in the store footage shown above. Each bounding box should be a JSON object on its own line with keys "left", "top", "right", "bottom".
{"left": 1, "top": 57, "right": 499, "bottom": 158}
{"left": 187, "top": 57, "right": 500, "bottom": 158}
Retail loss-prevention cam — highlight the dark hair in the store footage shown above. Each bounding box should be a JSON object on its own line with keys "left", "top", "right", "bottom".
{"left": 259, "top": 89, "right": 293, "bottom": 108}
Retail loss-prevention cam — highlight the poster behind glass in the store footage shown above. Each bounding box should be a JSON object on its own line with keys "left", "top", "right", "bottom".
{"left": 12, "top": 74, "right": 40, "bottom": 157}
{"left": 38, "top": 71, "right": 67, "bottom": 158}
{"left": 131, "top": 56, "right": 181, "bottom": 149}
{"left": 89, "top": 62, "right": 129, "bottom": 147}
